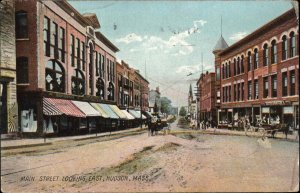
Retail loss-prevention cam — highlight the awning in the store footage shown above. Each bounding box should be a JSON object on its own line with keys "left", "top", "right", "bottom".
{"left": 121, "top": 110, "right": 135, "bottom": 120}
{"left": 142, "top": 111, "right": 153, "bottom": 118}
{"left": 128, "top": 110, "right": 141, "bottom": 119}
{"left": 90, "top": 103, "right": 109, "bottom": 118}
{"left": 99, "top": 104, "right": 119, "bottom": 119}
{"left": 72, "top": 101, "right": 101, "bottom": 117}
{"left": 109, "top": 105, "right": 128, "bottom": 119}
{"left": 136, "top": 110, "right": 147, "bottom": 119}
{"left": 43, "top": 98, "right": 62, "bottom": 116}
{"left": 43, "top": 98, "right": 85, "bottom": 118}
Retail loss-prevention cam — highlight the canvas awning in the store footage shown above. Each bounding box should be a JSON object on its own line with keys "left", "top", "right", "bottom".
{"left": 72, "top": 101, "right": 101, "bottom": 117}
{"left": 99, "top": 104, "right": 119, "bottom": 119}
{"left": 109, "top": 105, "right": 128, "bottom": 119}
{"left": 136, "top": 110, "right": 147, "bottom": 119}
{"left": 142, "top": 111, "right": 153, "bottom": 118}
{"left": 90, "top": 103, "right": 109, "bottom": 118}
{"left": 43, "top": 98, "right": 85, "bottom": 118}
{"left": 128, "top": 110, "right": 141, "bottom": 119}
{"left": 121, "top": 110, "right": 135, "bottom": 120}
{"left": 43, "top": 98, "right": 63, "bottom": 116}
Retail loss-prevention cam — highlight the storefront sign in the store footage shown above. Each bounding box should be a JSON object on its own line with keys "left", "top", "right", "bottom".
{"left": 283, "top": 106, "right": 293, "bottom": 114}
{"left": 262, "top": 107, "right": 270, "bottom": 113}
{"left": 265, "top": 100, "right": 290, "bottom": 106}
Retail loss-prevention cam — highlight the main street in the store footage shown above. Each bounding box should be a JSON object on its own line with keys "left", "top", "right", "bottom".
{"left": 1, "top": 120, "right": 299, "bottom": 192}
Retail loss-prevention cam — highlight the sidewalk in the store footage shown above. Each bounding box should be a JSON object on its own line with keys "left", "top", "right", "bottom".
{"left": 1, "top": 127, "right": 146, "bottom": 149}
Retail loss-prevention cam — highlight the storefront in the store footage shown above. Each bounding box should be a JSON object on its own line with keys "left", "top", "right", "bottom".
{"left": 109, "top": 105, "right": 128, "bottom": 129}
{"left": 121, "top": 109, "right": 135, "bottom": 128}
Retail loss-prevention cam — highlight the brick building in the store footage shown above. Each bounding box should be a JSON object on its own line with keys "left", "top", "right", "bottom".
{"left": 196, "top": 71, "right": 217, "bottom": 125}
{"left": 15, "top": 0, "right": 121, "bottom": 134}
{"left": 214, "top": 9, "right": 299, "bottom": 129}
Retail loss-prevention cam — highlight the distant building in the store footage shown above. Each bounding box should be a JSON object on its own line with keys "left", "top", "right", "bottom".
{"left": 149, "top": 87, "right": 161, "bottom": 114}
{"left": 188, "top": 84, "right": 196, "bottom": 119}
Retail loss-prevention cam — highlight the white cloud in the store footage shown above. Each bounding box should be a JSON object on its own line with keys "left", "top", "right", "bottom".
{"left": 229, "top": 32, "right": 248, "bottom": 41}
{"left": 175, "top": 65, "right": 200, "bottom": 74}
{"left": 129, "top": 48, "right": 138, "bottom": 52}
{"left": 116, "top": 33, "right": 143, "bottom": 44}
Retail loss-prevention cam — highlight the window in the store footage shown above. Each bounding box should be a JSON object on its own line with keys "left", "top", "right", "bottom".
{"left": 101, "top": 55, "right": 105, "bottom": 78}
{"left": 82, "top": 41, "right": 86, "bottom": 70}
{"left": 107, "top": 59, "right": 110, "bottom": 81}
{"left": 71, "top": 69, "right": 85, "bottom": 95}
{"left": 16, "top": 11, "right": 28, "bottom": 39}
{"left": 282, "top": 72, "right": 288, "bottom": 97}
{"left": 237, "top": 83, "right": 240, "bottom": 101}
{"left": 96, "top": 78, "right": 105, "bottom": 100}
{"left": 234, "top": 59, "right": 236, "bottom": 76}
{"left": 45, "top": 60, "right": 65, "bottom": 92}
{"left": 16, "top": 57, "right": 29, "bottom": 84}
{"left": 216, "top": 67, "right": 220, "bottom": 80}
{"left": 58, "top": 27, "right": 65, "bottom": 62}
{"left": 89, "top": 44, "right": 94, "bottom": 95}
{"left": 241, "top": 56, "right": 244, "bottom": 73}
{"left": 241, "top": 82, "right": 244, "bottom": 101}
{"left": 222, "top": 64, "right": 225, "bottom": 79}
{"left": 228, "top": 62, "right": 231, "bottom": 77}
{"left": 271, "top": 40, "right": 277, "bottom": 64}
{"left": 234, "top": 84, "right": 237, "bottom": 101}
{"left": 247, "top": 52, "right": 252, "bottom": 71}
{"left": 290, "top": 70, "right": 295, "bottom": 95}
{"left": 96, "top": 53, "right": 100, "bottom": 76}
{"left": 290, "top": 32, "right": 296, "bottom": 58}
{"left": 76, "top": 38, "right": 81, "bottom": 69}
{"left": 271, "top": 75, "right": 277, "bottom": 97}
{"left": 70, "top": 35, "right": 75, "bottom": 67}
{"left": 43, "top": 17, "right": 50, "bottom": 56}
{"left": 222, "top": 87, "right": 225, "bottom": 102}
{"left": 282, "top": 35, "right": 288, "bottom": 60}
{"left": 263, "top": 77, "right": 269, "bottom": 98}
{"left": 107, "top": 82, "right": 115, "bottom": 101}
{"left": 254, "top": 49, "right": 259, "bottom": 69}
{"left": 263, "top": 44, "right": 268, "bottom": 66}
{"left": 254, "top": 79, "right": 258, "bottom": 99}
{"left": 248, "top": 81, "right": 252, "bottom": 100}
{"left": 50, "top": 22, "right": 58, "bottom": 58}
{"left": 228, "top": 85, "right": 231, "bottom": 102}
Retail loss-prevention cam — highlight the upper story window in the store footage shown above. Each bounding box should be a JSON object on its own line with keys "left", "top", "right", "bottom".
{"left": 282, "top": 35, "right": 288, "bottom": 60}
{"left": 16, "top": 11, "right": 28, "bottom": 39}
{"left": 247, "top": 52, "right": 252, "bottom": 71}
{"left": 271, "top": 40, "right": 277, "bottom": 64}
{"left": 248, "top": 81, "right": 252, "bottom": 100}
{"left": 222, "top": 64, "right": 225, "bottom": 79}
{"left": 81, "top": 41, "right": 86, "bottom": 70}
{"left": 43, "top": 17, "right": 50, "bottom": 57}
{"left": 241, "top": 56, "right": 244, "bottom": 73}
{"left": 254, "top": 48, "right": 259, "bottom": 69}
{"left": 216, "top": 67, "right": 220, "bottom": 81}
{"left": 271, "top": 75, "right": 277, "bottom": 98}
{"left": 70, "top": 35, "right": 75, "bottom": 67}
{"left": 290, "top": 70, "right": 296, "bottom": 96}
{"left": 45, "top": 60, "right": 65, "bottom": 93}
{"left": 100, "top": 55, "right": 105, "bottom": 78}
{"left": 228, "top": 62, "right": 231, "bottom": 77}
{"left": 290, "top": 32, "right": 296, "bottom": 58}
{"left": 233, "top": 58, "right": 237, "bottom": 76}
{"left": 263, "top": 77, "right": 269, "bottom": 98}
{"left": 254, "top": 79, "right": 258, "bottom": 99}
{"left": 88, "top": 44, "right": 94, "bottom": 95}
{"left": 50, "top": 22, "right": 58, "bottom": 58}
{"left": 71, "top": 69, "right": 85, "bottom": 95}
{"left": 16, "top": 57, "right": 29, "bottom": 84}
{"left": 58, "top": 27, "right": 65, "bottom": 62}
{"left": 76, "top": 38, "right": 81, "bottom": 69}
{"left": 107, "top": 82, "right": 115, "bottom": 101}
{"left": 96, "top": 78, "right": 105, "bottom": 100}
{"left": 263, "top": 44, "right": 268, "bottom": 66}
{"left": 282, "top": 72, "right": 288, "bottom": 97}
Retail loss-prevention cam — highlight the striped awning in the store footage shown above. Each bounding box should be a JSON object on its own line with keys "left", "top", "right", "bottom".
{"left": 128, "top": 110, "right": 141, "bottom": 119}
{"left": 109, "top": 105, "right": 127, "bottom": 119}
{"left": 72, "top": 100, "right": 101, "bottom": 117}
{"left": 136, "top": 110, "right": 147, "bottom": 119}
{"left": 99, "top": 104, "right": 119, "bottom": 119}
{"left": 121, "top": 110, "right": 135, "bottom": 120}
{"left": 43, "top": 98, "right": 85, "bottom": 118}
{"left": 90, "top": 103, "right": 109, "bottom": 118}
{"left": 43, "top": 98, "right": 62, "bottom": 116}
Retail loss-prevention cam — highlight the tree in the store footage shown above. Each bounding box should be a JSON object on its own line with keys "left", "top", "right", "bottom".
{"left": 160, "top": 97, "right": 172, "bottom": 114}
{"left": 179, "top": 106, "right": 187, "bottom": 117}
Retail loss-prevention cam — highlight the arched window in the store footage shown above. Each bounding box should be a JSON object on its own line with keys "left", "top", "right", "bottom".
{"left": 222, "top": 64, "right": 225, "bottom": 79}
{"left": 247, "top": 52, "right": 252, "bottom": 71}
{"left": 15, "top": 11, "right": 28, "bottom": 39}
{"left": 17, "top": 57, "right": 29, "bottom": 84}
{"left": 234, "top": 59, "right": 237, "bottom": 76}
{"left": 45, "top": 60, "right": 65, "bottom": 92}
{"left": 225, "top": 62, "right": 228, "bottom": 78}
{"left": 263, "top": 44, "right": 268, "bottom": 66}
{"left": 228, "top": 61, "right": 231, "bottom": 77}
{"left": 282, "top": 35, "right": 288, "bottom": 60}
{"left": 107, "top": 82, "right": 115, "bottom": 101}
{"left": 72, "top": 69, "right": 85, "bottom": 95}
{"left": 96, "top": 78, "right": 105, "bottom": 100}
{"left": 241, "top": 55, "right": 244, "bottom": 73}
{"left": 290, "top": 32, "right": 296, "bottom": 58}
{"left": 271, "top": 40, "right": 277, "bottom": 64}
{"left": 254, "top": 48, "right": 259, "bottom": 69}
{"left": 237, "top": 57, "right": 240, "bottom": 74}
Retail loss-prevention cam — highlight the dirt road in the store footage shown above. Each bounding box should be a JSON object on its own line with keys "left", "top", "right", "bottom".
{"left": 1, "top": 129, "right": 299, "bottom": 192}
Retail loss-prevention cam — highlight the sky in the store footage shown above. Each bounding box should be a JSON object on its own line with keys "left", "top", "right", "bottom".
{"left": 69, "top": 0, "right": 293, "bottom": 107}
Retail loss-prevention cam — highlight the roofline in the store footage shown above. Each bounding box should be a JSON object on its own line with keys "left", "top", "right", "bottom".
{"left": 135, "top": 71, "right": 149, "bottom": 84}
{"left": 219, "top": 9, "right": 296, "bottom": 55}
{"left": 95, "top": 31, "right": 119, "bottom": 52}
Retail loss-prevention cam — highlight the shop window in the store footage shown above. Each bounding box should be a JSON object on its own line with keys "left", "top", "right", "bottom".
{"left": 247, "top": 52, "right": 252, "bottom": 71}
{"left": 263, "top": 44, "right": 268, "bottom": 66}
{"left": 70, "top": 35, "right": 75, "bottom": 67}
{"left": 71, "top": 69, "right": 85, "bottom": 95}
{"left": 248, "top": 81, "right": 252, "bottom": 100}
{"left": 17, "top": 57, "right": 29, "bottom": 84}
{"left": 107, "top": 82, "right": 115, "bottom": 101}
{"left": 96, "top": 78, "right": 105, "bottom": 100}
{"left": 271, "top": 75, "right": 277, "bottom": 97}
{"left": 254, "top": 79, "right": 259, "bottom": 99}
{"left": 45, "top": 60, "right": 65, "bottom": 92}
{"left": 254, "top": 48, "right": 259, "bottom": 69}
{"left": 290, "top": 32, "right": 296, "bottom": 58}
{"left": 271, "top": 40, "right": 277, "bottom": 64}
{"left": 263, "top": 77, "right": 269, "bottom": 98}
{"left": 290, "top": 70, "right": 295, "bottom": 95}
{"left": 282, "top": 72, "right": 288, "bottom": 96}
{"left": 282, "top": 35, "right": 288, "bottom": 60}
{"left": 16, "top": 11, "right": 28, "bottom": 39}
{"left": 43, "top": 17, "right": 50, "bottom": 57}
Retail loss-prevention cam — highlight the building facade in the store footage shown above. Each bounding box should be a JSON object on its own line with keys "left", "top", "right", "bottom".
{"left": 149, "top": 87, "right": 161, "bottom": 114}
{"left": 15, "top": 0, "right": 119, "bottom": 134}
{"left": 214, "top": 9, "right": 299, "bottom": 129}
{"left": 187, "top": 84, "right": 196, "bottom": 120}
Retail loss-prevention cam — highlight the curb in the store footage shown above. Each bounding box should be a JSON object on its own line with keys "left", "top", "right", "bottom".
{"left": 1, "top": 142, "right": 52, "bottom": 150}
